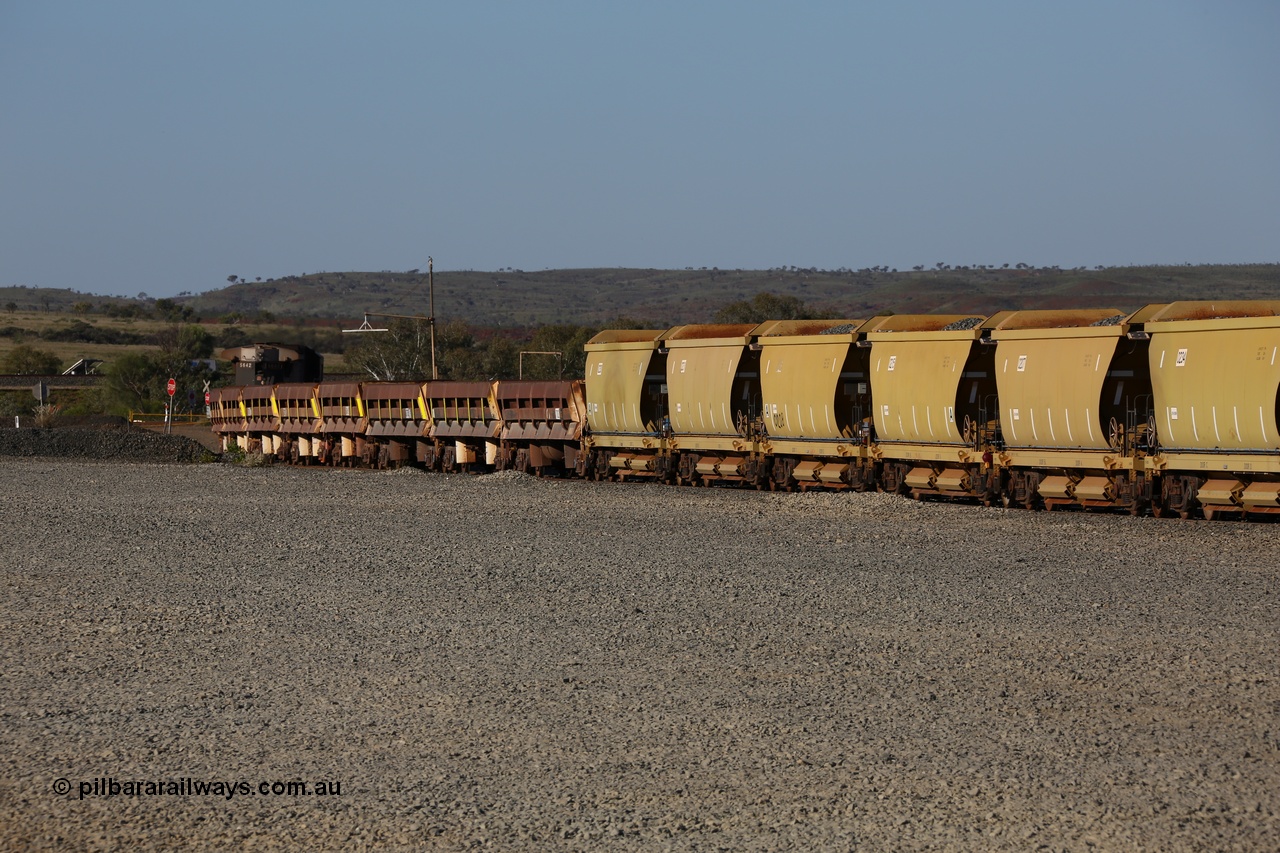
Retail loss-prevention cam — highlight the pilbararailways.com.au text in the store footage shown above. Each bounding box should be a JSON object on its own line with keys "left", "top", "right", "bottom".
{"left": 54, "top": 777, "right": 343, "bottom": 801}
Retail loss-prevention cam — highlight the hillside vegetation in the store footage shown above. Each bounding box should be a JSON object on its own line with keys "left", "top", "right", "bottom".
{"left": 176, "top": 264, "right": 1280, "bottom": 328}
{"left": 6, "top": 264, "right": 1280, "bottom": 330}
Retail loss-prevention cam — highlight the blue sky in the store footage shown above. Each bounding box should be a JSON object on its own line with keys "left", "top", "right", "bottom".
{"left": 2, "top": 1, "right": 1277, "bottom": 298}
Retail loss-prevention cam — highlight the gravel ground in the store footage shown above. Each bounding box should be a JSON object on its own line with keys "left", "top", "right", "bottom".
{"left": 1, "top": 458, "right": 1277, "bottom": 851}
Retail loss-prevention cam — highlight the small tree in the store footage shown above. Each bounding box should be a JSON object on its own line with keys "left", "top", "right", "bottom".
{"left": 527, "top": 324, "right": 596, "bottom": 379}
{"left": 2, "top": 344, "right": 60, "bottom": 374}
{"left": 434, "top": 321, "right": 479, "bottom": 380}
{"left": 713, "top": 292, "right": 822, "bottom": 324}
{"left": 154, "top": 298, "right": 193, "bottom": 322}
{"left": 103, "top": 352, "right": 162, "bottom": 412}
{"left": 480, "top": 336, "right": 519, "bottom": 380}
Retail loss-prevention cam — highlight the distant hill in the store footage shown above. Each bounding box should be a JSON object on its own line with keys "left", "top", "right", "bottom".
{"left": 7, "top": 265, "right": 1280, "bottom": 328}
{"left": 177, "top": 265, "right": 1280, "bottom": 326}
{"left": 0, "top": 287, "right": 140, "bottom": 314}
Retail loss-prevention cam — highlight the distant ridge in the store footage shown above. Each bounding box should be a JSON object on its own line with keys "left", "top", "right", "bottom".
{"left": 177, "top": 264, "right": 1280, "bottom": 326}
{"left": 7, "top": 264, "right": 1280, "bottom": 327}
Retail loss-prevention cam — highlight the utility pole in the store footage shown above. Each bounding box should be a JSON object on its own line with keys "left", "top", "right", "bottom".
{"left": 428, "top": 256, "right": 438, "bottom": 379}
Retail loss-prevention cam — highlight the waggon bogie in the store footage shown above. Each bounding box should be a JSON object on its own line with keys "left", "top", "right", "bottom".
{"left": 437, "top": 439, "right": 490, "bottom": 474}
{"left": 674, "top": 451, "right": 768, "bottom": 488}
{"left": 675, "top": 452, "right": 700, "bottom": 486}
{"left": 606, "top": 449, "right": 667, "bottom": 482}
{"left": 1162, "top": 474, "right": 1200, "bottom": 519}
{"left": 590, "top": 449, "right": 612, "bottom": 480}
{"left": 416, "top": 439, "right": 439, "bottom": 470}
{"left": 888, "top": 461, "right": 992, "bottom": 504}
{"left": 739, "top": 456, "right": 771, "bottom": 490}
{"left": 494, "top": 441, "right": 574, "bottom": 478}
{"left": 574, "top": 447, "right": 598, "bottom": 479}
{"left": 1156, "top": 475, "right": 1280, "bottom": 521}
{"left": 769, "top": 455, "right": 854, "bottom": 492}
{"left": 996, "top": 466, "right": 1153, "bottom": 516}
{"left": 1115, "top": 470, "right": 1154, "bottom": 515}
{"left": 1005, "top": 469, "right": 1042, "bottom": 510}
{"left": 879, "top": 461, "right": 914, "bottom": 497}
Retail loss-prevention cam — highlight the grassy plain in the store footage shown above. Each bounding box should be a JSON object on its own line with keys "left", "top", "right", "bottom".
{"left": 0, "top": 309, "right": 347, "bottom": 375}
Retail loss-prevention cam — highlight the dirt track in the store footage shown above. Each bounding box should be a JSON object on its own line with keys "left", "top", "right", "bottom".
{"left": 1, "top": 458, "right": 1276, "bottom": 850}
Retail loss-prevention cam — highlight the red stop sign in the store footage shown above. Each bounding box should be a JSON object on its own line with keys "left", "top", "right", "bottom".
{"left": 167, "top": 378, "right": 176, "bottom": 397}
{"left": 204, "top": 391, "right": 211, "bottom": 405}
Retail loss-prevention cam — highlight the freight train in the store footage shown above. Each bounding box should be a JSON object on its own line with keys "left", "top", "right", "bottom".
{"left": 210, "top": 301, "right": 1280, "bottom": 520}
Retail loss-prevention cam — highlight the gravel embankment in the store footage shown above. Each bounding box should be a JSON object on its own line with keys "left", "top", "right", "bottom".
{"left": 0, "top": 428, "right": 211, "bottom": 463}
{"left": 1, "top": 458, "right": 1276, "bottom": 850}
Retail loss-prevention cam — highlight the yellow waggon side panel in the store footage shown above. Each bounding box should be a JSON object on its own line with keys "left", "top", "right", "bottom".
{"left": 870, "top": 339, "right": 972, "bottom": 444}
{"left": 994, "top": 336, "right": 1121, "bottom": 450}
{"left": 666, "top": 341, "right": 745, "bottom": 437}
{"left": 1150, "top": 326, "right": 1280, "bottom": 452}
{"left": 583, "top": 335, "right": 663, "bottom": 434}
{"left": 758, "top": 339, "right": 851, "bottom": 440}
